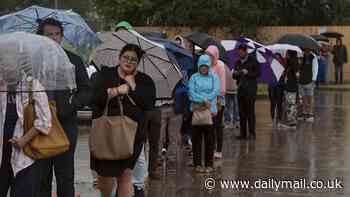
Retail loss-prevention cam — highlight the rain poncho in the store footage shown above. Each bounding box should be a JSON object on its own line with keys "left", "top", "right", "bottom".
{"left": 188, "top": 55, "right": 220, "bottom": 113}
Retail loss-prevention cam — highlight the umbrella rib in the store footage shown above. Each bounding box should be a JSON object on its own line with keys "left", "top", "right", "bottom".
{"left": 142, "top": 54, "right": 146, "bottom": 73}
{"left": 147, "top": 53, "right": 172, "bottom": 63}
{"left": 112, "top": 32, "right": 129, "bottom": 45}
{"left": 144, "top": 54, "right": 168, "bottom": 80}
{"left": 42, "top": 11, "right": 58, "bottom": 20}
{"left": 15, "top": 15, "right": 37, "bottom": 25}
{"left": 35, "top": 8, "right": 40, "bottom": 19}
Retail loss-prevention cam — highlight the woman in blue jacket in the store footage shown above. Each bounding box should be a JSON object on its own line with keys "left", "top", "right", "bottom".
{"left": 188, "top": 54, "right": 220, "bottom": 173}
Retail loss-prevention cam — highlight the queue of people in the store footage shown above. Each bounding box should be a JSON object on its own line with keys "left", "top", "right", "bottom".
{"left": 0, "top": 16, "right": 345, "bottom": 197}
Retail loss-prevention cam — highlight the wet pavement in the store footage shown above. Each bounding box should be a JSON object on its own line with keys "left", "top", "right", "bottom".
{"left": 74, "top": 91, "right": 348, "bottom": 197}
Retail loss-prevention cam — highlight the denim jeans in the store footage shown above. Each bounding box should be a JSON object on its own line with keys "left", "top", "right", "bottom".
{"left": 224, "top": 93, "right": 240, "bottom": 122}
{"left": 132, "top": 145, "right": 148, "bottom": 189}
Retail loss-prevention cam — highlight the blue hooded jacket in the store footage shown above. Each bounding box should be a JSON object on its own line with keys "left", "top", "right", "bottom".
{"left": 188, "top": 55, "right": 221, "bottom": 113}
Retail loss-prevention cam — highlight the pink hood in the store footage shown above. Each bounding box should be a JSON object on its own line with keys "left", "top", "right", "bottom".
{"left": 205, "top": 45, "right": 219, "bottom": 66}
{"left": 205, "top": 45, "right": 226, "bottom": 95}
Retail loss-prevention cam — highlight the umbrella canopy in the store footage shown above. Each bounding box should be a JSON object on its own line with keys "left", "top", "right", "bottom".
{"left": 225, "top": 37, "right": 285, "bottom": 84}
{"left": 141, "top": 32, "right": 167, "bottom": 39}
{"left": 321, "top": 31, "right": 344, "bottom": 38}
{"left": 0, "top": 32, "right": 76, "bottom": 92}
{"left": 147, "top": 36, "right": 193, "bottom": 71}
{"left": 276, "top": 33, "right": 320, "bottom": 50}
{"left": 93, "top": 29, "right": 182, "bottom": 100}
{"left": 183, "top": 31, "right": 227, "bottom": 62}
{"left": 310, "top": 34, "right": 329, "bottom": 42}
{"left": 266, "top": 44, "right": 303, "bottom": 58}
{"left": 0, "top": 5, "right": 101, "bottom": 62}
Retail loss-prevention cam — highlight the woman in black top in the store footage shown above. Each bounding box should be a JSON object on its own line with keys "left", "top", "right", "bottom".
{"left": 281, "top": 50, "right": 299, "bottom": 128}
{"left": 90, "top": 44, "right": 156, "bottom": 197}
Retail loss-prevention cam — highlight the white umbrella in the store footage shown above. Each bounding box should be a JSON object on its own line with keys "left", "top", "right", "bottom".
{"left": 93, "top": 29, "right": 182, "bottom": 99}
{"left": 267, "top": 44, "right": 303, "bottom": 58}
{"left": 221, "top": 40, "right": 237, "bottom": 51}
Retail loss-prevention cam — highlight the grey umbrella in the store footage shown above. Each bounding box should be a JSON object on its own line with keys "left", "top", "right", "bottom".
{"left": 276, "top": 33, "right": 321, "bottom": 50}
{"left": 93, "top": 29, "right": 182, "bottom": 100}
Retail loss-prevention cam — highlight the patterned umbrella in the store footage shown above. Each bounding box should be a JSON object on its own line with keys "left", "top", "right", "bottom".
{"left": 224, "top": 37, "right": 285, "bottom": 84}
{"left": 0, "top": 5, "right": 101, "bottom": 62}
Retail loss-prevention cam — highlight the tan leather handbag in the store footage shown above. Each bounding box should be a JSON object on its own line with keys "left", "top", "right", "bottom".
{"left": 23, "top": 92, "right": 70, "bottom": 160}
{"left": 191, "top": 102, "right": 213, "bottom": 126}
{"left": 89, "top": 95, "right": 138, "bottom": 160}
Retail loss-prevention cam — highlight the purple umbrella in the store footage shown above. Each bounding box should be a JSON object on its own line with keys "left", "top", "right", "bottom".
{"left": 224, "top": 37, "right": 284, "bottom": 84}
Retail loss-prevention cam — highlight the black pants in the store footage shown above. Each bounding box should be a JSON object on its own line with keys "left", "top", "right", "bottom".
{"left": 38, "top": 119, "right": 78, "bottom": 197}
{"left": 144, "top": 110, "right": 161, "bottom": 173}
{"left": 192, "top": 125, "right": 214, "bottom": 167}
{"left": 268, "top": 85, "right": 283, "bottom": 121}
{"left": 335, "top": 65, "right": 343, "bottom": 84}
{"left": 238, "top": 94, "right": 256, "bottom": 137}
{"left": 0, "top": 161, "right": 39, "bottom": 197}
{"left": 214, "top": 106, "right": 224, "bottom": 152}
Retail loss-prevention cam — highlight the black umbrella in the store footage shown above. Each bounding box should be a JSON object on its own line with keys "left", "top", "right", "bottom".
{"left": 310, "top": 34, "right": 329, "bottom": 42}
{"left": 321, "top": 31, "right": 344, "bottom": 38}
{"left": 140, "top": 32, "right": 167, "bottom": 39}
{"left": 276, "top": 33, "right": 321, "bottom": 50}
{"left": 183, "top": 31, "right": 227, "bottom": 62}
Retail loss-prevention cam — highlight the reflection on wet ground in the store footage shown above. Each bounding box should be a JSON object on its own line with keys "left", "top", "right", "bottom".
{"left": 75, "top": 91, "right": 348, "bottom": 197}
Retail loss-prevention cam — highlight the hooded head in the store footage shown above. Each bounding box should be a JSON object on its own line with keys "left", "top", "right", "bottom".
{"left": 205, "top": 45, "right": 219, "bottom": 66}
{"left": 197, "top": 54, "right": 212, "bottom": 76}
{"left": 238, "top": 43, "right": 248, "bottom": 59}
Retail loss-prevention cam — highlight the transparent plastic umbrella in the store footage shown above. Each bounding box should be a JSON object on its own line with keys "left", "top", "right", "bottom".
{"left": 0, "top": 32, "right": 76, "bottom": 92}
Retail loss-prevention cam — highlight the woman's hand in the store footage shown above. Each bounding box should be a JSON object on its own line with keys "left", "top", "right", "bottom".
{"left": 9, "top": 136, "right": 29, "bottom": 149}
{"left": 241, "top": 69, "right": 248, "bottom": 75}
{"left": 204, "top": 100, "right": 211, "bottom": 109}
{"left": 107, "top": 87, "right": 119, "bottom": 98}
{"left": 117, "top": 84, "right": 130, "bottom": 95}
{"left": 9, "top": 127, "right": 38, "bottom": 149}
{"left": 124, "top": 75, "right": 136, "bottom": 91}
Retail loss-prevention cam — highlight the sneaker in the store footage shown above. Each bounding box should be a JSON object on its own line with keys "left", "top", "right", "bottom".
{"left": 280, "top": 123, "right": 297, "bottom": 129}
{"left": 133, "top": 185, "right": 145, "bottom": 197}
{"left": 194, "top": 166, "right": 205, "bottom": 173}
{"left": 161, "top": 148, "right": 167, "bottom": 155}
{"left": 305, "top": 114, "right": 314, "bottom": 122}
{"left": 224, "top": 121, "right": 233, "bottom": 129}
{"left": 234, "top": 121, "right": 240, "bottom": 129}
{"left": 205, "top": 167, "right": 215, "bottom": 173}
{"left": 214, "top": 152, "right": 223, "bottom": 159}
{"left": 297, "top": 114, "right": 305, "bottom": 121}
{"left": 188, "top": 138, "right": 192, "bottom": 146}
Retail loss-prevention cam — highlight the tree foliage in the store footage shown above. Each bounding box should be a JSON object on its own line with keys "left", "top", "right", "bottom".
{"left": 93, "top": 0, "right": 350, "bottom": 30}
{"left": 2, "top": 0, "right": 350, "bottom": 35}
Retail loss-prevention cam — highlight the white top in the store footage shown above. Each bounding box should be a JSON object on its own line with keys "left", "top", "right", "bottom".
{"left": 0, "top": 78, "right": 51, "bottom": 175}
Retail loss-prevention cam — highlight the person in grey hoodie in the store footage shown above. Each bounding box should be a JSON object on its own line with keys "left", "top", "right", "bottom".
{"left": 224, "top": 64, "right": 239, "bottom": 128}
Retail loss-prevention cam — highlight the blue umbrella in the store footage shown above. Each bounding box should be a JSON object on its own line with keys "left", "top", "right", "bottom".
{"left": 0, "top": 5, "right": 101, "bottom": 61}
{"left": 147, "top": 37, "right": 193, "bottom": 71}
